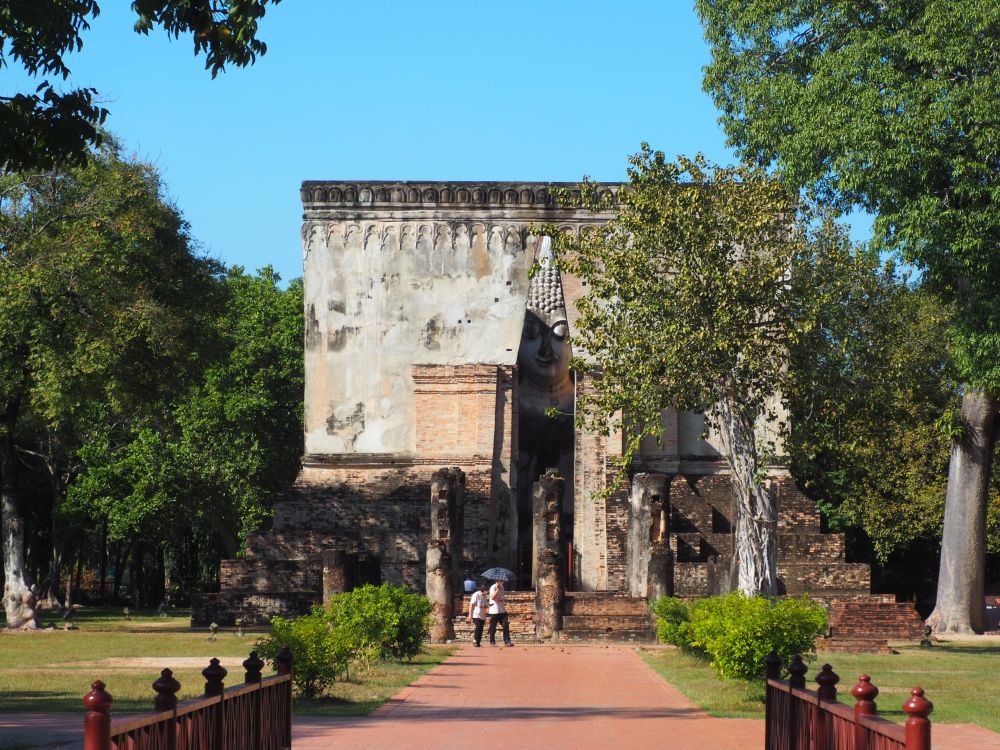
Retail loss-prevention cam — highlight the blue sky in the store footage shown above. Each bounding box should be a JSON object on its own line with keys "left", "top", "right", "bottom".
{"left": 18, "top": 2, "right": 869, "bottom": 282}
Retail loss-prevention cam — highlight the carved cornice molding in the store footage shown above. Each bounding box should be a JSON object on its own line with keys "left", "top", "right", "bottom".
{"left": 300, "top": 180, "right": 621, "bottom": 213}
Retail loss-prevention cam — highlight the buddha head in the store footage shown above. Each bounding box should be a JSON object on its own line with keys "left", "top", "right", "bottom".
{"left": 518, "top": 237, "right": 571, "bottom": 389}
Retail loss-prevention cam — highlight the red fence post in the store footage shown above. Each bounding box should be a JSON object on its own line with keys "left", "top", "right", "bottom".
{"left": 903, "top": 687, "right": 933, "bottom": 750}
{"left": 814, "top": 664, "right": 839, "bottom": 750}
{"left": 852, "top": 674, "right": 878, "bottom": 750}
{"left": 153, "top": 668, "right": 181, "bottom": 750}
{"left": 788, "top": 655, "right": 807, "bottom": 750}
{"left": 203, "top": 658, "right": 227, "bottom": 750}
{"left": 83, "top": 681, "right": 113, "bottom": 750}
{"left": 244, "top": 652, "right": 265, "bottom": 750}
{"left": 276, "top": 646, "right": 293, "bottom": 749}
{"left": 764, "top": 651, "right": 781, "bottom": 750}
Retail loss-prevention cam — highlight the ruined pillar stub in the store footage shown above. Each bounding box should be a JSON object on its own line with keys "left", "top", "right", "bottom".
{"left": 627, "top": 473, "right": 669, "bottom": 598}
{"left": 531, "top": 470, "right": 565, "bottom": 587}
{"left": 430, "top": 467, "right": 465, "bottom": 590}
{"left": 647, "top": 542, "right": 674, "bottom": 600}
{"left": 425, "top": 543, "right": 455, "bottom": 642}
{"left": 535, "top": 547, "right": 563, "bottom": 639}
{"left": 322, "top": 550, "right": 349, "bottom": 605}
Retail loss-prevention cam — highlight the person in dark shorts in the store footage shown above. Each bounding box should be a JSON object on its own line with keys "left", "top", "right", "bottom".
{"left": 488, "top": 578, "right": 512, "bottom": 647}
{"left": 466, "top": 581, "right": 488, "bottom": 647}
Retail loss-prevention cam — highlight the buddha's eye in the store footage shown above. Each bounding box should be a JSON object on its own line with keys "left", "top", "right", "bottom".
{"left": 551, "top": 322, "right": 568, "bottom": 340}
{"left": 523, "top": 320, "right": 540, "bottom": 338}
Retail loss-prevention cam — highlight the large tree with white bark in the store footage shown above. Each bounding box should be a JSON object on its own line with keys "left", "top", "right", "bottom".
{"left": 556, "top": 149, "right": 859, "bottom": 596}
{"left": 698, "top": 0, "right": 1000, "bottom": 633}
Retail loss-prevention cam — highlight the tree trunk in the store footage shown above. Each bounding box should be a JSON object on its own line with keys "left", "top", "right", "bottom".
{"left": 927, "top": 389, "right": 998, "bottom": 635}
{"left": 205, "top": 511, "right": 240, "bottom": 558}
{"left": 99, "top": 524, "right": 108, "bottom": 602}
{"left": 42, "top": 466, "right": 69, "bottom": 609}
{"left": 1, "top": 407, "right": 37, "bottom": 629}
{"left": 717, "top": 396, "right": 777, "bottom": 597}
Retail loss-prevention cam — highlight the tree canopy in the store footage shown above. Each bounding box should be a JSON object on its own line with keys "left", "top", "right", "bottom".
{"left": 1, "top": 143, "right": 303, "bottom": 625}
{"left": 557, "top": 148, "right": 859, "bottom": 596}
{"left": 697, "top": 0, "right": 1000, "bottom": 632}
{"left": 0, "top": 0, "right": 282, "bottom": 171}
{"left": 697, "top": 0, "right": 1000, "bottom": 390}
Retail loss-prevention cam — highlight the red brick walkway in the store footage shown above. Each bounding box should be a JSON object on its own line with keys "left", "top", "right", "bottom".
{"left": 294, "top": 644, "right": 761, "bottom": 750}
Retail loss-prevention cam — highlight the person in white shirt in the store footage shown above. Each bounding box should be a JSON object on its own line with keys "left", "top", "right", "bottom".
{"left": 488, "top": 579, "right": 513, "bottom": 647}
{"left": 466, "top": 582, "right": 488, "bottom": 647}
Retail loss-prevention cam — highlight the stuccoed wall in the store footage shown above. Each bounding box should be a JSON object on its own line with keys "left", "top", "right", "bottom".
{"left": 300, "top": 182, "right": 616, "bottom": 459}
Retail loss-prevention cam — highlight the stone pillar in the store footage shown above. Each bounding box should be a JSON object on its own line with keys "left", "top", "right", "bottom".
{"left": 531, "top": 471, "right": 564, "bottom": 587}
{"left": 535, "top": 548, "right": 563, "bottom": 639}
{"left": 647, "top": 541, "right": 674, "bottom": 599}
{"left": 431, "top": 467, "right": 465, "bottom": 591}
{"left": 532, "top": 471, "right": 564, "bottom": 640}
{"left": 627, "top": 473, "right": 669, "bottom": 597}
{"left": 322, "top": 550, "right": 348, "bottom": 605}
{"left": 425, "top": 542, "right": 454, "bottom": 642}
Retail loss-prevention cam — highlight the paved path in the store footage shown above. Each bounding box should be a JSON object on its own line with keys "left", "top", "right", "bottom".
{"left": 294, "top": 644, "right": 761, "bottom": 750}
{"left": 4, "top": 644, "right": 1000, "bottom": 749}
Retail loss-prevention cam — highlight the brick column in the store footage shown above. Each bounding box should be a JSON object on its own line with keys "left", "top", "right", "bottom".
{"left": 431, "top": 467, "right": 466, "bottom": 591}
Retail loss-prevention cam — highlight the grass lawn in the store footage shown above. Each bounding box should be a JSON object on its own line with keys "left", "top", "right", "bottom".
{"left": 640, "top": 640, "right": 1000, "bottom": 733}
{"left": 0, "top": 608, "right": 455, "bottom": 717}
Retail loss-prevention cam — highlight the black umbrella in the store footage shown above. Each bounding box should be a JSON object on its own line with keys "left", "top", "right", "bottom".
{"left": 480, "top": 567, "right": 515, "bottom": 582}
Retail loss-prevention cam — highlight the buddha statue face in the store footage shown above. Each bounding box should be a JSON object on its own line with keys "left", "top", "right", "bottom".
{"left": 518, "top": 311, "right": 570, "bottom": 387}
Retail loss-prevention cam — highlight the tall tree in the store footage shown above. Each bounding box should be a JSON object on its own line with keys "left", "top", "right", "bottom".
{"left": 66, "top": 267, "right": 304, "bottom": 599}
{"left": 698, "top": 0, "right": 1000, "bottom": 633}
{"left": 1, "top": 0, "right": 282, "bottom": 171}
{"left": 0, "top": 142, "right": 220, "bottom": 627}
{"left": 558, "top": 149, "right": 856, "bottom": 596}
{"left": 786, "top": 255, "right": 987, "bottom": 594}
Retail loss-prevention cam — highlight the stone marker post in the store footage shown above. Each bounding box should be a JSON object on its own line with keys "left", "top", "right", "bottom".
{"left": 426, "top": 542, "right": 455, "bottom": 641}
{"left": 533, "top": 471, "right": 564, "bottom": 640}
{"left": 427, "top": 467, "right": 465, "bottom": 642}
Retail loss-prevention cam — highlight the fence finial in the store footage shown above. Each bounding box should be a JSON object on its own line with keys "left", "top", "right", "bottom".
{"left": 202, "top": 657, "right": 228, "bottom": 697}
{"left": 816, "top": 664, "right": 839, "bottom": 701}
{"left": 788, "top": 654, "right": 807, "bottom": 689}
{"left": 153, "top": 668, "right": 181, "bottom": 711}
{"left": 852, "top": 674, "right": 878, "bottom": 709}
{"left": 244, "top": 651, "right": 265, "bottom": 684}
{"left": 764, "top": 649, "right": 782, "bottom": 680}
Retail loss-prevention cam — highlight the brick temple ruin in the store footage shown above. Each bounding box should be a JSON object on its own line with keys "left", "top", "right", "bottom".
{"left": 193, "top": 182, "right": 923, "bottom": 647}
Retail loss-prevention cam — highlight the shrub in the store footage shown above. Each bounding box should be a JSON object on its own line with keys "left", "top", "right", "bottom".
{"left": 652, "top": 592, "right": 827, "bottom": 681}
{"left": 649, "top": 597, "right": 692, "bottom": 648}
{"left": 257, "top": 605, "right": 352, "bottom": 698}
{"left": 326, "top": 583, "right": 431, "bottom": 663}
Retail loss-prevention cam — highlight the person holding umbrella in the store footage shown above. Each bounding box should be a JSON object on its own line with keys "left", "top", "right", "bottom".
{"left": 488, "top": 576, "right": 513, "bottom": 647}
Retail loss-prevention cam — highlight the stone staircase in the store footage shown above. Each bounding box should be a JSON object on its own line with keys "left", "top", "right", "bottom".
{"left": 556, "top": 592, "right": 655, "bottom": 642}
{"left": 821, "top": 595, "right": 926, "bottom": 653}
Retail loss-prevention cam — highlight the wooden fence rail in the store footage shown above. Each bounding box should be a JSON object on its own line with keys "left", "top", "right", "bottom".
{"left": 83, "top": 647, "right": 293, "bottom": 750}
{"left": 764, "top": 651, "right": 933, "bottom": 750}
